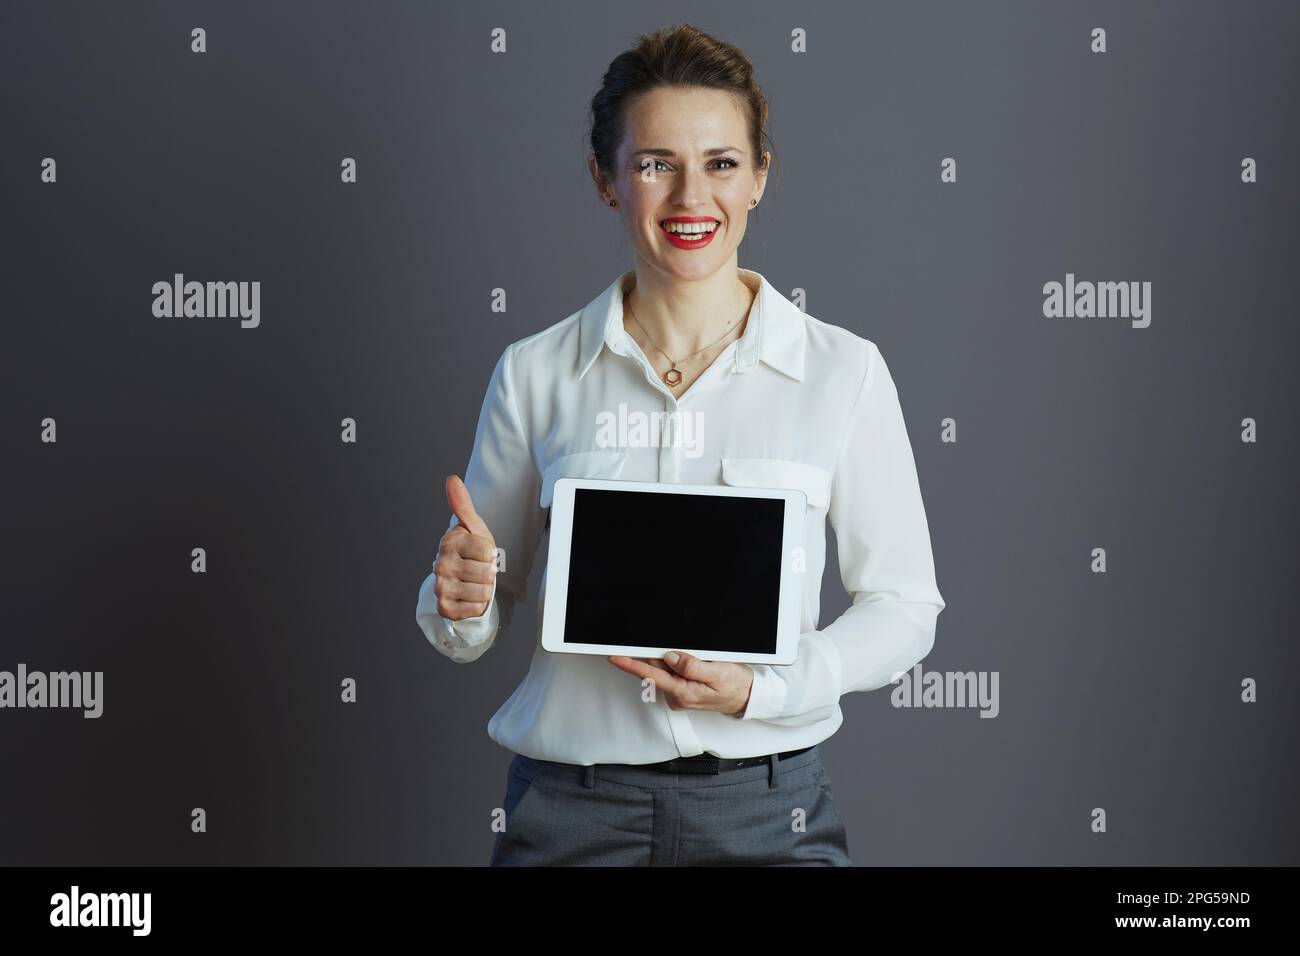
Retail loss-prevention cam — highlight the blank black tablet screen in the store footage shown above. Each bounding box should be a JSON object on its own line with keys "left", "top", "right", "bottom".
{"left": 562, "top": 488, "right": 784, "bottom": 653}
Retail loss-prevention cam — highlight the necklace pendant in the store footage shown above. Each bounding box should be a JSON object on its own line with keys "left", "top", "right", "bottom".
{"left": 664, "top": 366, "right": 682, "bottom": 386}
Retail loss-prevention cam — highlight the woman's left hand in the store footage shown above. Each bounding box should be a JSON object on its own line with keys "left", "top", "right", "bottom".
{"left": 608, "top": 651, "right": 754, "bottom": 717}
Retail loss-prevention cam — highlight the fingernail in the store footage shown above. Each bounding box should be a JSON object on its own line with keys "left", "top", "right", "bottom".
{"left": 666, "top": 652, "right": 679, "bottom": 665}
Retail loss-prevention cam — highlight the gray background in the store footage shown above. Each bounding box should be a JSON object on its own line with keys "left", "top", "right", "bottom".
{"left": 1, "top": 0, "right": 1296, "bottom": 865}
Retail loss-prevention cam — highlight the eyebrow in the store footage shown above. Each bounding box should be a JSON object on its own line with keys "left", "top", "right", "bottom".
{"left": 634, "top": 147, "right": 741, "bottom": 157}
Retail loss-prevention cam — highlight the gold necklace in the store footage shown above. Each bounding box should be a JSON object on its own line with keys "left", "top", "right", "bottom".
{"left": 625, "top": 295, "right": 745, "bottom": 387}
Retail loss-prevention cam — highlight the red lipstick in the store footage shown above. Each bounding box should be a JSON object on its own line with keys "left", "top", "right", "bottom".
{"left": 659, "top": 216, "right": 720, "bottom": 250}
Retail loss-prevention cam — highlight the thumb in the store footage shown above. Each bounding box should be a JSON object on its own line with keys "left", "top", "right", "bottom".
{"left": 445, "top": 474, "right": 492, "bottom": 541}
{"left": 663, "top": 651, "right": 720, "bottom": 686}
{"left": 662, "top": 651, "right": 694, "bottom": 676}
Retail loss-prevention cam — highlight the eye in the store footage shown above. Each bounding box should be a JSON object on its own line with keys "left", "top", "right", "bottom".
{"left": 636, "top": 157, "right": 739, "bottom": 173}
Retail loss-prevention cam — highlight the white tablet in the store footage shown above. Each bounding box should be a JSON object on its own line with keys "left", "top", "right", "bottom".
{"left": 540, "top": 476, "right": 806, "bottom": 665}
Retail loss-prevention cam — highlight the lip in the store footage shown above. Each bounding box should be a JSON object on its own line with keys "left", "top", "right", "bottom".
{"left": 658, "top": 217, "right": 721, "bottom": 250}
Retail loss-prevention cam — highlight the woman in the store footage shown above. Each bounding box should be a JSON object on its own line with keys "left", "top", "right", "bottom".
{"left": 416, "top": 24, "right": 944, "bottom": 866}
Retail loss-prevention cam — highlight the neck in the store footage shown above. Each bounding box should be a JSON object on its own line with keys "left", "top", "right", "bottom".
{"left": 622, "top": 261, "right": 756, "bottom": 360}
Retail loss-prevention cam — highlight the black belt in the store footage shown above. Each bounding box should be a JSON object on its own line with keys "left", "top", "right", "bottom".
{"left": 623, "top": 745, "right": 814, "bottom": 775}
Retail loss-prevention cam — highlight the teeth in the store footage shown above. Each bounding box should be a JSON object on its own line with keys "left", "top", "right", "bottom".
{"left": 662, "top": 221, "right": 718, "bottom": 235}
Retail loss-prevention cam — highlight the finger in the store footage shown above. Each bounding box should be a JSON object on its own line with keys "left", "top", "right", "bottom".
{"left": 443, "top": 525, "right": 498, "bottom": 565}
{"left": 608, "top": 656, "right": 650, "bottom": 676}
{"left": 438, "top": 597, "right": 490, "bottom": 620}
{"left": 612, "top": 656, "right": 664, "bottom": 668}
{"left": 608, "top": 656, "right": 690, "bottom": 696}
{"left": 435, "top": 576, "right": 494, "bottom": 605}
{"left": 607, "top": 655, "right": 638, "bottom": 675}
{"left": 445, "top": 474, "right": 492, "bottom": 541}
{"left": 435, "top": 552, "right": 497, "bottom": 585}
{"left": 661, "top": 650, "right": 724, "bottom": 686}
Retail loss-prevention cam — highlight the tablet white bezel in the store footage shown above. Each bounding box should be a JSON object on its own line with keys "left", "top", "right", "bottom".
{"left": 540, "top": 476, "right": 805, "bottom": 665}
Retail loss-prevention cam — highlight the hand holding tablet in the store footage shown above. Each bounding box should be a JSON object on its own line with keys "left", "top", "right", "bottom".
{"left": 606, "top": 649, "right": 758, "bottom": 718}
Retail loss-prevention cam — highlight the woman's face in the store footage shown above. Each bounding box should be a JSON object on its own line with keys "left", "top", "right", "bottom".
{"left": 595, "top": 85, "right": 769, "bottom": 281}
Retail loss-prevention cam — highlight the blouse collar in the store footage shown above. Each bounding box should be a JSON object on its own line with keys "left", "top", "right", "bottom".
{"left": 577, "top": 267, "right": 806, "bottom": 382}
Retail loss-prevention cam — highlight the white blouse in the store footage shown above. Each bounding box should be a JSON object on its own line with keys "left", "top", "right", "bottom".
{"left": 416, "top": 267, "right": 945, "bottom": 765}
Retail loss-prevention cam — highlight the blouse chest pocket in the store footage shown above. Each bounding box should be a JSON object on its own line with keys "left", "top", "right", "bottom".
{"left": 719, "top": 456, "right": 832, "bottom": 510}
{"left": 539, "top": 449, "right": 629, "bottom": 509}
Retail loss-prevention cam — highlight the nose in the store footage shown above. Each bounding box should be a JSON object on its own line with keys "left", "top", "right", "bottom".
{"left": 669, "top": 165, "right": 708, "bottom": 210}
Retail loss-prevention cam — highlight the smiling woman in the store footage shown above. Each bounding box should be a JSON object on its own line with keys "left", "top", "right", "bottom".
{"left": 417, "top": 22, "right": 945, "bottom": 868}
{"left": 589, "top": 73, "right": 770, "bottom": 398}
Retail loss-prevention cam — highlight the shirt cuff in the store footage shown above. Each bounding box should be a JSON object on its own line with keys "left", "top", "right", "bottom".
{"left": 737, "top": 664, "right": 788, "bottom": 720}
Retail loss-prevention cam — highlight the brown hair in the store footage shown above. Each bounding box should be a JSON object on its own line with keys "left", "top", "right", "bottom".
{"left": 587, "top": 23, "right": 775, "bottom": 186}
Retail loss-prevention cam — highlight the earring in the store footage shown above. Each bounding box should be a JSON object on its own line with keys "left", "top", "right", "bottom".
{"left": 608, "top": 199, "right": 617, "bottom": 207}
{"left": 750, "top": 199, "right": 757, "bottom": 207}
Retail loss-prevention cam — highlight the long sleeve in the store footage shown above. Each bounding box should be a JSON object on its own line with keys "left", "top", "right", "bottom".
{"left": 740, "top": 342, "right": 945, "bottom": 724}
{"left": 416, "top": 343, "right": 546, "bottom": 664}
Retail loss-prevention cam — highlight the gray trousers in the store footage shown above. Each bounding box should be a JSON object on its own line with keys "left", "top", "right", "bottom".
{"left": 490, "top": 743, "right": 852, "bottom": 866}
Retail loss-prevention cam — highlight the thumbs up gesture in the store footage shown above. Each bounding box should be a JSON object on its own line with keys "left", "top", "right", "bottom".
{"left": 434, "top": 475, "right": 499, "bottom": 621}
